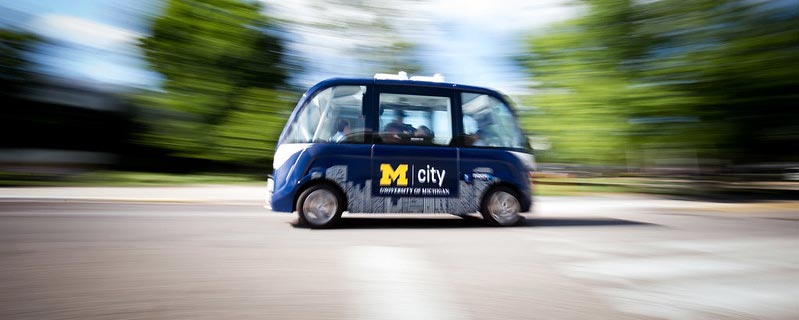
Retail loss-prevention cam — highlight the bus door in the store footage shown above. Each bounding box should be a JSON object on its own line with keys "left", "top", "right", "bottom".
{"left": 370, "top": 85, "right": 459, "bottom": 213}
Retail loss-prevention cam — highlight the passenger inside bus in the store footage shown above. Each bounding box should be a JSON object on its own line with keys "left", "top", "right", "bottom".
{"left": 386, "top": 110, "right": 415, "bottom": 135}
{"left": 470, "top": 129, "right": 487, "bottom": 146}
{"left": 382, "top": 121, "right": 404, "bottom": 143}
{"left": 381, "top": 110, "right": 416, "bottom": 144}
{"left": 331, "top": 118, "right": 350, "bottom": 143}
{"left": 413, "top": 125, "right": 434, "bottom": 144}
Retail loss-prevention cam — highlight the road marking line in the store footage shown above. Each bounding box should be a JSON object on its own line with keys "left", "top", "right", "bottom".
{"left": 563, "top": 256, "right": 759, "bottom": 283}
{"left": 343, "top": 246, "right": 467, "bottom": 320}
{"left": 598, "top": 276, "right": 799, "bottom": 319}
{"left": 554, "top": 237, "right": 799, "bottom": 319}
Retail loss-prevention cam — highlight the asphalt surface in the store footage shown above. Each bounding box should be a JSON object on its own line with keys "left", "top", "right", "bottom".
{"left": 0, "top": 195, "right": 797, "bottom": 320}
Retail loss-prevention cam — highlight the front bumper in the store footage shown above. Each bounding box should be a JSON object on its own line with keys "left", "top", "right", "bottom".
{"left": 264, "top": 175, "right": 274, "bottom": 210}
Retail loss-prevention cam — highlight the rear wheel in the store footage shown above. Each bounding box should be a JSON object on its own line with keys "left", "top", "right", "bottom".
{"left": 480, "top": 186, "right": 521, "bottom": 226}
{"left": 296, "top": 184, "right": 343, "bottom": 228}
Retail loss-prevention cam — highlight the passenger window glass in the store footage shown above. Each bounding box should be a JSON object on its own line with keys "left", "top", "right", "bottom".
{"left": 378, "top": 93, "right": 452, "bottom": 146}
{"left": 284, "top": 86, "right": 366, "bottom": 144}
{"left": 461, "top": 93, "right": 525, "bottom": 149}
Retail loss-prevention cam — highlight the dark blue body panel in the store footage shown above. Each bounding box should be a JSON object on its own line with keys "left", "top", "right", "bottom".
{"left": 270, "top": 77, "right": 533, "bottom": 215}
{"left": 459, "top": 148, "right": 532, "bottom": 212}
{"left": 270, "top": 144, "right": 371, "bottom": 212}
{"left": 270, "top": 143, "right": 532, "bottom": 214}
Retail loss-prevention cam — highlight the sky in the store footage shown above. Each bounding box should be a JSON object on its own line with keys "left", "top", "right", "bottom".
{"left": 0, "top": 0, "right": 578, "bottom": 94}
{"left": 1, "top": 1, "right": 160, "bottom": 87}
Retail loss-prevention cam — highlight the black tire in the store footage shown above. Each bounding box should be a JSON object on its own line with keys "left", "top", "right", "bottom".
{"left": 296, "top": 184, "right": 344, "bottom": 229}
{"left": 480, "top": 186, "right": 522, "bottom": 227}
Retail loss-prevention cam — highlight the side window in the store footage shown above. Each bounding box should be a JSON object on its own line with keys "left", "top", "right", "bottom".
{"left": 284, "top": 85, "right": 366, "bottom": 144}
{"left": 461, "top": 93, "right": 526, "bottom": 149}
{"left": 377, "top": 93, "right": 453, "bottom": 146}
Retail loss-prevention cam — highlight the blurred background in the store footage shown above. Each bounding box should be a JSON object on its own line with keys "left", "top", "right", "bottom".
{"left": 0, "top": 0, "right": 797, "bottom": 196}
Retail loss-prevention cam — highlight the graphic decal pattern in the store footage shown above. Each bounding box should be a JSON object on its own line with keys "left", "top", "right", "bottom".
{"left": 324, "top": 165, "right": 494, "bottom": 214}
{"left": 374, "top": 162, "right": 457, "bottom": 198}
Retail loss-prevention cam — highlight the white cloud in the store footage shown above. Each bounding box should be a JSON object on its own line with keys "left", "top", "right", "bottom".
{"left": 263, "top": 0, "right": 583, "bottom": 93}
{"left": 427, "top": 0, "right": 580, "bottom": 32}
{"left": 29, "top": 14, "right": 156, "bottom": 86}
{"left": 32, "top": 14, "right": 141, "bottom": 50}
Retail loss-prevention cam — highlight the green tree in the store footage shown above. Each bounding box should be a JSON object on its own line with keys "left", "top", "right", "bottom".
{"left": 520, "top": 1, "right": 653, "bottom": 165}
{"left": 0, "top": 28, "right": 38, "bottom": 94}
{"left": 269, "top": 0, "right": 426, "bottom": 76}
{"left": 138, "top": 0, "right": 291, "bottom": 168}
{"left": 520, "top": 0, "right": 798, "bottom": 167}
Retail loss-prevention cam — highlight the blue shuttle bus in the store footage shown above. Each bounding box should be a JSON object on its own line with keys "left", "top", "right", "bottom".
{"left": 266, "top": 73, "right": 535, "bottom": 228}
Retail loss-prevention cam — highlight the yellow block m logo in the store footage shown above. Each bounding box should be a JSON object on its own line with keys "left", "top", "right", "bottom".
{"left": 380, "top": 164, "right": 408, "bottom": 186}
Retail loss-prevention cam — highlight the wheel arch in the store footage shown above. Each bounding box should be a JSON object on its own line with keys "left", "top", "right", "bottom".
{"left": 292, "top": 179, "right": 348, "bottom": 212}
{"left": 480, "top": 181, "right": 531, "bottom": 213}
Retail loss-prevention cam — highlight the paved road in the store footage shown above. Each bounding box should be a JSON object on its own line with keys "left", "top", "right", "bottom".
{"left": 0, "top": 197, "right": 797, "bottom": 320}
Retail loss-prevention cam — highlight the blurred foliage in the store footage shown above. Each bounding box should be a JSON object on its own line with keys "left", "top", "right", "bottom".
{"left": 520, "top": 0, "right": 799, "bottom": 166}
{"left": 136, "top": 0, "right": 293, "bottom": 169}
{"left": 0, "top": 28, "right": 38, "bottom": 93}
{"left": 361, "top": 40, "right": 424, "bottom": 75}
{"left": 272, "top": 0, "right": 426, "bottom": 75}
{"left": 0, "top": 170, "right": 260, "bottom": 186}
{"left": 212, "top": 88, "right": 295, "bottom": 163}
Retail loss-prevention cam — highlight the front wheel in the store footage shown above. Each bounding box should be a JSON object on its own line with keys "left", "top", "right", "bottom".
{"left": 480, "top": 186, "right": 522, "bottom": 227}
{"left": 296, "top": 184, "right": 343, "bottom": 228}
